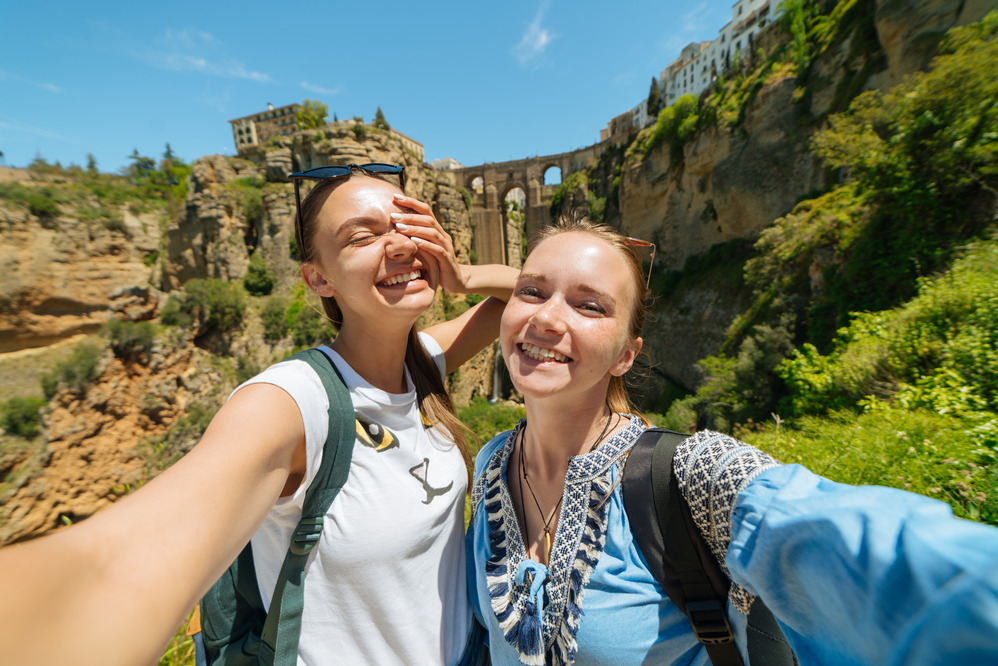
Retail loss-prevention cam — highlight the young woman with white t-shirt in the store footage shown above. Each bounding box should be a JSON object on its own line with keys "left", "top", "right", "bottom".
{"left": 0, "top": 164, "right": 517, "bottom": 666}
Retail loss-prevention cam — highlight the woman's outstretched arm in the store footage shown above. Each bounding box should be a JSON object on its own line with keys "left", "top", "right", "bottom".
{"left": 0, "top": 383, "right": 305, "bottom": 666}
{"left": 672, "top": 431, "right": 998, "bottom": 665}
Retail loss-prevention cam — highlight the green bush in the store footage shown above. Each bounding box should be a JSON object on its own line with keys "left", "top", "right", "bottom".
{"left": 106, "top": 319, "right": 156, "bottom": 358}
{"left": 262, "top": 296, "right": 289, "bottom": 341}
{"left": 164, "top": 279, "right": 246, "bottom": 334}
{"left": 41, "top": 343, "right": 102, "bottom": 399}
{"left": 230, "top": 177, "right": 264, "bottom": 224}
{"left": 243, "top": 252, "right": 276, "bottom": 296}
{"left": 746, "top": 404, "right": 996, "bottom": 525}
{"left": 159, "top": 295, "right": 192, "bottom": 327}
{"left": 644, "top": 94, "right": 699, "bottom": 162}
{"left": 458, "top": 397, "right": 525, "bottom": 453}
{"left": 0, "top": 396, "right": 46, "bottom": 438}
{"left": 781, "top": 240, "right": 998, "bottom": 418}
{"left": 289, "top": 304, "right": 336, "bottom": 348}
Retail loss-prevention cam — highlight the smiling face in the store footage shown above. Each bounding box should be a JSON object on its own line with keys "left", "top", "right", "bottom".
{"left": 300, "top": 176, "right": 437, "bottom": 329}
{"left": 501, "top": 231, "right": 642, "bottom": 404}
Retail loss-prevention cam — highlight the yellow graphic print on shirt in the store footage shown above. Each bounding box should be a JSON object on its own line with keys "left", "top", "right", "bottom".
{"left": 355, "top": 414, "right": 399, "bottom": 452}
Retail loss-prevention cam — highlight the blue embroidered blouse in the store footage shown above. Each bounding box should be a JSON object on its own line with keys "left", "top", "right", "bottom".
{"left": 466, "top": 422, "right": 998, "bottom": 665}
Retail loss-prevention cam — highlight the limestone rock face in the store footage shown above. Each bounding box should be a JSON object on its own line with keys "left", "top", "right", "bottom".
{"left": 0, "top": 183, "right": 159, "bottom": 353}
{"left": 872, "top": 0, "right": 993, "bottom": 90}
{"left": 620, "top": 75, "right": 824, "bottom": 271}
{"left": 0, "top": 343, "right": 231, "bottom": 545}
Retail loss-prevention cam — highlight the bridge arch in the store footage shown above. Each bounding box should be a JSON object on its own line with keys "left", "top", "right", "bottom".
{"left": 450, "top": 142, "right": 605, "bottom": 267}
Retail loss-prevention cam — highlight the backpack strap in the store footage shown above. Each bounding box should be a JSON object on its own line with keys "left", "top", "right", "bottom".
{"left": 260, "top": 348, "right": 355, "bottom": 666}
{"left": 623, "top": 428, "right": 797, "bottom": 666}
{"left": 623, "top": 428, "right": 743, "bottom": 665}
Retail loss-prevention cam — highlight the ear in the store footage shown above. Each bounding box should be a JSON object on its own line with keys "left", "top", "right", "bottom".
{"left": 301, "top": 263, "right": 336, "bottom": 298}
{"left": 609, "top": 336, "right": 642, "bottom": 377}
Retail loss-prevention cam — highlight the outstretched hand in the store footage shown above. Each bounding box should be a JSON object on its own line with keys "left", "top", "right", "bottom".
{"left": 391, "top": 193, "right": 469, "bottom": 294}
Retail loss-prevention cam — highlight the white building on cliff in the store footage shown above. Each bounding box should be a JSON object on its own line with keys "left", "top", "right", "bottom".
{"left": 601, "top": 0, "right": 780, "bottom": 144}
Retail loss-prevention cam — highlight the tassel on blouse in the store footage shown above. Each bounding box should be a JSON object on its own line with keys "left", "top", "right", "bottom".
{"left": 512, "top": 560, "right": 548, "bottom": 665}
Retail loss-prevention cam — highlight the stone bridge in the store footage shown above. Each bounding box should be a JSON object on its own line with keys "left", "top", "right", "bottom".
{"left": 446, "top": 142, "right": 607, "bottom": 267}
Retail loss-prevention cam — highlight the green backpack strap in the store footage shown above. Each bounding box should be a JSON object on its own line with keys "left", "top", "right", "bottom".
{"left": 623, "top": 428, "right": 796, "bottom": 666}
{"left": 259, "top": 348, "right": 355, "bottom": 666}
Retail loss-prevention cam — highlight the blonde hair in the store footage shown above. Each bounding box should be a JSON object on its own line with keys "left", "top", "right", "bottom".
{"left": 529, "top": 210, "right": 651, "bottom": 425}
{"left": 296, "top": 173, "right": 474, "bottom": 478}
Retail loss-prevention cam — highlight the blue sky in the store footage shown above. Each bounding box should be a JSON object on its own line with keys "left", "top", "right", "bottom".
{"left": 1, "top": 0, "right": 738, "bottom": 174}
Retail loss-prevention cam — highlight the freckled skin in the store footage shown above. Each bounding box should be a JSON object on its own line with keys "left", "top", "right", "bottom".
{"left": 501, "top": 232, "right": 640, "bottom": 404}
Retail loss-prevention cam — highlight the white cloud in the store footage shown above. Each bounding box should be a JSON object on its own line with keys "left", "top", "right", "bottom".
{"left": 0, "top": 68, "right": 60, "bottom": 93}
{"left": 300, "top": 82, "right": 340, "bottom": 96}
{"left": 136, "top": 28, "right": 270, "bottom": 82}
{"left": 0, "top": 115, "right": 77, "bottom": 142}
{"left": 513, "top": 0, "right": 555, "bottom": 65}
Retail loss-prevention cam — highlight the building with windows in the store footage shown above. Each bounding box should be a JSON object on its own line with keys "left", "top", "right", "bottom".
{"left": 601, "top": 0, "right": 779, "bottom": 142}
{"left": 229, "top": 103, "right": 300, "bottom": 154}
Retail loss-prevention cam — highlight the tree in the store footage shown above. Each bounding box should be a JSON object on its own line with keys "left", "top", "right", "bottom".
{"left": 85, "top": 153, "right": 98, "bottom": 175}
{"left": 297, "top": 99, "right": 328, "bottom": 129}
{"left": 647, "top": 77, "right": 662, "bottom": 119}
{"left": 126, "top": 149, "right": 156, "bottom": 184}
{"left": 373, "top": 106, "right": 391, "bottom": 130}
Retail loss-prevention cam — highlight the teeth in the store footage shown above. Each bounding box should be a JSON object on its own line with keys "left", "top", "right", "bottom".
{"left": 383, "top": 270, "right": 421, "bottom": 286}
{"left": 521, "top": 343, "right": 569, "bottom": 363}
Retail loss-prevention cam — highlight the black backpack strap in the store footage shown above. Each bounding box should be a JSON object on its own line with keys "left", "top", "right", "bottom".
{"left": 261, "top": 348, "right": 355, "bottom": 666}
{"left": 623, "top": 428, "right": 743, "bottom": 665}
{"left": 624, "top": 428, "right": 797, "bottom": 666}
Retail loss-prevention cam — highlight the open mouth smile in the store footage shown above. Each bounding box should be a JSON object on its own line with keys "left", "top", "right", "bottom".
{"left": 380, "top": 270, "right": 423, "bottom": 287}
{"left": 520, "top": 343, "right": 571, "bottom": 363}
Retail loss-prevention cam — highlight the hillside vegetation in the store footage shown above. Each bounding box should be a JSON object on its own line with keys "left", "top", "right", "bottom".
{"left": 652, "top": 12, "right": 998, "bottom": 524}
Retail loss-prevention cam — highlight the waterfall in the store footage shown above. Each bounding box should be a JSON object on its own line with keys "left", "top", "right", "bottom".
{"left": 489, "top": 340, "right": 503, "bottom": 403}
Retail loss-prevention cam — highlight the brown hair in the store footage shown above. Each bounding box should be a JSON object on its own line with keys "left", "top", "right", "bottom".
{"left": 529, "top": 210, "right": 651, "bottom": 425}
{"left": 295, "top": 173, "right": 474, "bottom": 477}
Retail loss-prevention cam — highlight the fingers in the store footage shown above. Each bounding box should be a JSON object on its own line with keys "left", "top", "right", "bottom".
{"left": 390, "top": 195, "right": 453, "bottom": 254}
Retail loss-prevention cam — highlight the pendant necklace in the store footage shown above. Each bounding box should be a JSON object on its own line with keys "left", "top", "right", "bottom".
{"left": 517, "top": 410, "right": 618, "bottom": 564}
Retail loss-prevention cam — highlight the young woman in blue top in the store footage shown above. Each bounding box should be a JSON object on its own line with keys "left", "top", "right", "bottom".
{"left": 0, "top": 164, "right": 517, "bottom": 666}
{"left": 466, "top": 213, "right": 998, "bottom": 665}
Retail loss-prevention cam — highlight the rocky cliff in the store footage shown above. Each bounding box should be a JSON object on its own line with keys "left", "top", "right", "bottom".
{"left": 0, "top": 168, "right": 161, "bottom": 353}
{"left": 1, "top": 0, "right": 991, "bottom": 543}
{"left": 615, "top": 0, "right": 992, "bottom": 395}
{"left": 0, "top": 128, "right": 491, "bottom": 544}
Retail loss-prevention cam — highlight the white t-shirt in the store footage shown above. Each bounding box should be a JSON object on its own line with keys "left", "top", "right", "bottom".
{"left": 233, "top": 333, "right": 471, "bottom": 665}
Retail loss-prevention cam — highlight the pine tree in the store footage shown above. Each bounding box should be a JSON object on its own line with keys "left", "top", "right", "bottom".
{"left": 647, "top": 77, "right": 662, "bottom": 119}
{"left": 373, "top": 106, "right": 391, "bottom": 130}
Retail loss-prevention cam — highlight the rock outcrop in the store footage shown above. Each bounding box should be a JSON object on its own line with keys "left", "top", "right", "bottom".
{"left": 0, "top": 342, "right": 230, "bottom": 545}
{"left": 0, "top": 174, "right": 160, "bottom": 353}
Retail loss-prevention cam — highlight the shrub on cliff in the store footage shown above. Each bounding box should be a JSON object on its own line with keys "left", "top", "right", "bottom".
{"left": 40, "top": 343, "right": 102, "bottom": 399}
{"left": 644, "top": 94, "right": 699, "bottom": 163}
{"left": 296, "top": 99, "right": 328, "bottom": 130}
{"left": 243, "top": 252, "right": 276, "bottom": 296}
{"left": 262, "top": 296, "right": 289, "bottom": 341}
{"left": 161, "top": 279, "right": 246, "bottom": 335}
{"left": 0, "top": 397, "right": 46, "bottom": 438}
{"left": 106, "top": 319, "right": 156, "bottom": 359}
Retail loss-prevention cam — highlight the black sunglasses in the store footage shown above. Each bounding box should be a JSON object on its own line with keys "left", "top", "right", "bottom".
{"left": 288, "top": 163, "right": 407, "bottom": 256}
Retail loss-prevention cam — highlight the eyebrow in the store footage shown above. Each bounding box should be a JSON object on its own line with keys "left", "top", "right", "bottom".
{"left": 518, "top": 273, "right": 617, "bottom": 302}
{"left": 334, "top": 217, "right": 385, "bottom": 239}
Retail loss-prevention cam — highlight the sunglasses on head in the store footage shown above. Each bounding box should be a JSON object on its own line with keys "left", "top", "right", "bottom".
{"left": 288, "top": 163, "right": 407, "bottom": 255}
{"left": 622, "top": 236, "right": 656, "bottom": 289}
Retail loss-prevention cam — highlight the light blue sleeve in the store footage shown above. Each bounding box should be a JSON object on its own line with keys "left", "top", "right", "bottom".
{"left": 727, "top": 464, "right": 998, "bottom": 665}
